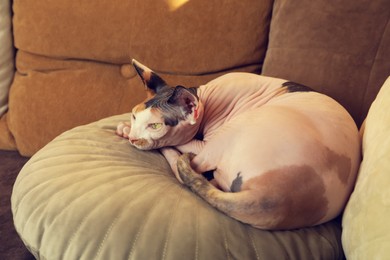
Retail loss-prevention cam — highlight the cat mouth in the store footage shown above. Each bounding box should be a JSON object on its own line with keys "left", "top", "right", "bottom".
{"left": 131, "top": 138, "right": 153, "bottom": 150}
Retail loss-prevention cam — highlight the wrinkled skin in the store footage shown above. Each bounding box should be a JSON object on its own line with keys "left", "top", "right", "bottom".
{"left": 116, "top": 60, "right": 361, "bottom": 230}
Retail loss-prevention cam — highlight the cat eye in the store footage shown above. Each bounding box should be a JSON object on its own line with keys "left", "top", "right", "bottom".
{"left": 148, "top": 123, "right": 163, "bottom": 130}
{"left": 132, "top": 114, "right": 136, "bottom": 120}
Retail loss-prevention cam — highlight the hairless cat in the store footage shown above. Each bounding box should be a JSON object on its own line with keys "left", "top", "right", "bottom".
{"left": 116, "top": 60, "right": 361, "bottom": 230}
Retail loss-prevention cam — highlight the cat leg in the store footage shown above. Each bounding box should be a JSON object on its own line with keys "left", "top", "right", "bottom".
{"left": 160, "top": 147, "right": 184, "bottom": 184}
{"left": 116, "top": 122, "right": 131, "bottom": 138}
{"left": 177, "top": 153, "right": 329, "bottom": 230}
{"left": 176, "top": 139, "right": 205, "bottom": 155}
{"left": 176, "top": 139, "right": 222, "bottom": 190}
{"left": 177, "top": 153, "right": 285, "bottom": 230}
{"left": 161, "top": 148, "right": 217, "bottom": 187}
{"left": 177, "top": 153, "right": 250, "bottom": 215}
{"left": 175, "top": 140, "right": 214, "bottom": 174}
{"left": 176, "top": 140, "right": 224, "bottom": 189}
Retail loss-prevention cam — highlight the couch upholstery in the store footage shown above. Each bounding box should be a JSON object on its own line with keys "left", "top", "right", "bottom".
{"left": 0, "top": 0, "right": 14, "bottom": 149}
{"left": 342, "top": 76, "right": 390, "bottom": 259}
{"left": 0, "top": 0, "right": 13, "bottom": 116}
{"left": 2, "top": 0, "right": 390, "bottom": 259}
{"left": 2, "top": 0, "right": 389, "bottom": 156}
{"left": 262, "top": 0, "right": 390, "bottom": 126}
{"left": 11, "top": 113, "right": 345, "bottom": 260}
{"left": 2, "top": 0, "right": 273, "bottom": 156}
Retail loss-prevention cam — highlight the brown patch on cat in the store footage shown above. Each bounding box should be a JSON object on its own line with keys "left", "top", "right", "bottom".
{"left": 323, "top": 147, "right": 351, "bottom": 185}
{"left": 242, "top": 165, "right": 329, "bottom": 229}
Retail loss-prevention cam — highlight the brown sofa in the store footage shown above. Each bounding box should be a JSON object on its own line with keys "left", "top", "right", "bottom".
{"left": 1, "top": 0, "right": 389, "bottom": 259}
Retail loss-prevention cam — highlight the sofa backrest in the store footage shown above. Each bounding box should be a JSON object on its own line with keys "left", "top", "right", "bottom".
{"left": 3, "top": 0, "right": 273, "bottom": 155}
{"left": 262, "top": 0, "right": 390, "bottom": 126}
{"left": 0, "top": 0, "right": 389, "bottom": 156}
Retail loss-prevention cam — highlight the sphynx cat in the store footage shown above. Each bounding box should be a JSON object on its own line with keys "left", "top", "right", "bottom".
{"left": 117, "top": 60, "right": 361, "bottom": 230}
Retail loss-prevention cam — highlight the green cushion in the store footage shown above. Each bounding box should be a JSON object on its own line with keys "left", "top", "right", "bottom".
{"left": 12, "top": 114, "right": 345, "bottom": 259}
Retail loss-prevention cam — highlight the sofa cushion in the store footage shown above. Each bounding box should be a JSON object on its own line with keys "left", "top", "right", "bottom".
{"left": 2, "top": 0, "right": 273, "bottom": 156}
{"left": 342, "top": 76, "right": 390, "bottom": 259}
{"left": 12, "top": 113, "right": 346, "bottom": 260}
{"left": 0, "top": 0, "right": 15, "bottom": 149}
{"left": 0, "top": 0, "right": 13, "bottom": 116}
{"left": 262, "top": 0, "right": 390, "bottom": 126}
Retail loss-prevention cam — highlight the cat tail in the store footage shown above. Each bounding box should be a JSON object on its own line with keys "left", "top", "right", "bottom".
{"left": 177, "top": 153, "right": 277, "bottom": 230}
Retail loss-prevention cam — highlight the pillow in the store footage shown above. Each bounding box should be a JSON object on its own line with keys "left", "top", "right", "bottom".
{"left": 342, "top": 76, "right": 390, "bottom": 258}
{"left": 0, "top": 0, "right": 16, "bottom": 149}
{"left": 262, "top": 0, "right": 390, "bottom": 126}
{"left": 12, "top": 113, "right": 346, "bottom": 259}
{"left": 0, "top": 0, "right": 13, "bottom": 116}
{"left": 3, "top": 0, "right": 274, "bottom": 156}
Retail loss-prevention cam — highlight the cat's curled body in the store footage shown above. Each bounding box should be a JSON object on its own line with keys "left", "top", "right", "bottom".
{"left": 117, "top": 60, "right": 361, "bottom": 230}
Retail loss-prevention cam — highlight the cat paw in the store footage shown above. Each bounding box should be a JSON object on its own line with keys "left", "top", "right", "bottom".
{"left": 178, "top": 152, "right": 196, "bottom": 165}
{"left": 160, "top": 147, "right": 184, "bottom": 183}
{"left": 116, "top": 122, "right": 131, "bottom": 138}
{"left": 177, "top": 153, "right": 199, "bottom": 185}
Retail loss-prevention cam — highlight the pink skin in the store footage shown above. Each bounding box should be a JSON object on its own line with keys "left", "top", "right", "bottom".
{"left": 117, "top": 69, "right": 361, "bottom": 228}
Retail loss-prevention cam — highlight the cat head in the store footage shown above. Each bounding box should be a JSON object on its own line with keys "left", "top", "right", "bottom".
{"left": 127, "top": 59, "right": 203, "bottom": 150}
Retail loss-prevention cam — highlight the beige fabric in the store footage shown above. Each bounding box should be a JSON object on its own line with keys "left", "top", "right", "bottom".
{"left": 342, "top": 76, "right": 390, "bottom": 259}
{"left": 12, "top": 114, "right": 345, "bottom": 259}
{"left": 0, "top": 0, "right": 14, "bottom": 116}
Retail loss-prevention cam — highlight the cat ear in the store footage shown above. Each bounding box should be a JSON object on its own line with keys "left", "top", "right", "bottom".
{"left": 168, "top": 86, "right": 199, "bottom": 125}
{"left": 132, "top": 59, "right": 167, "bottom": 96}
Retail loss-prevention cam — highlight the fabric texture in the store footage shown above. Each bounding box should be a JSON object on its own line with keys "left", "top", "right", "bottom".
{"left": 12, "top": 114, "right": 345, "bottom": 260}
{"left": 2, "top": 0, "right": 273, "bottom": 156}
{"left": 0, "top": 0, "right": 13, "bottom": 116}
{"left": 262, "top": 0, "right": 390, "bottom": 126}
{"left": 342, "top": 77, "right": 390, "bottom": 259}
{"left": 0, "top": 0, "right": 16, "bottom": 150}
